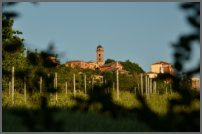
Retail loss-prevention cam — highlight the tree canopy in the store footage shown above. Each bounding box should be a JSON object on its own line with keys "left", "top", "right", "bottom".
{"left": 105, "top": 59, "right": 115, "bottom": 64}
{"left": 120, "top": 59, "right": 145, "bottom": 74}
{"left": 105, "top": 58, "right": 145, "bottom": 74}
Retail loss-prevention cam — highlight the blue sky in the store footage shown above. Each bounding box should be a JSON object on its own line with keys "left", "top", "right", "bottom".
{"left": 9, "top": 2, "right": 200, "bottom": 76}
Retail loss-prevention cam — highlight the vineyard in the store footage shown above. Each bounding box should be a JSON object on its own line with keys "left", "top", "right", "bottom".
{"left": 3, "top": 89, "right": 182, "bottom": 113}
{"left": 2, "top": 87, "right": 200, "bottom": 131}
{"left": 2, "top": 2, "right": 200, "bottom": 132}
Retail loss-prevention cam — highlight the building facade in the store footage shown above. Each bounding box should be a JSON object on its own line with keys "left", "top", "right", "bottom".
{"left": 65, "top": 60, "right": 97, "bottom": 70}
{"left": 146, "top": 72, "right": 158, "bottom": 79}
{"left": 146, "top": 61, "right": 174, "bottom": 78}
{"left": 151, "top": 61, "right": 174, "bottom": 75}
{"left": 191, "top": 77, "right": 200, "bottom": 90}
{"left": 65, "top": 45, "right": 104, "bottom": 70}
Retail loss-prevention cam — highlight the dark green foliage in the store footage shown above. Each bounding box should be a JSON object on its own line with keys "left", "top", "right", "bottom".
{"left": 102, "top": 71, "right": 137, "bottom": 92}
{"left": 119, "top": 73, "right": 135, "bottom": 91}
{"left": 120, "top": 60, "right": 145, "bottom": 74}
{"left": 2, "top": 15, "right": 27, "bottom": 93}
{"left": 105, "top": 58, "right": 145, "bottom": 74}
{"left": 105, "top": 59, "right": 115, "bottom": 64}
{"left": 102, "top": 71, "right": 114, "bottom": 84}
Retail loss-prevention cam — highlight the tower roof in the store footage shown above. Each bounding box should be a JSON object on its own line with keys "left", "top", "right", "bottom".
{"left": 97, "top": 45, "right": 103, "bottom": 49}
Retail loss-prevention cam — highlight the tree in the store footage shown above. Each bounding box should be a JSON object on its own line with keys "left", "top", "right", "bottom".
{"left": 2, "top": 15, "right": 27, "bottom": 91}
{"left": 104, "top": 59, "right": 115, "bottom": 64}
{"left": 119, "top": 73, "right": 135, "bottom": 91}
{"left": 120, "top": 59, "right": 145, "bottom": 74}
{"left": 105, "top": 59, "right": 145, "bottom": 74}
{"left": 2, "top": 16, "right": 26, "bottom": 70}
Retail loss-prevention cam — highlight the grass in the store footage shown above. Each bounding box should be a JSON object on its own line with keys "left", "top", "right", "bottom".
{"left": 2, "top": 89, "right": 200, "bottom": 131}
{"left": 3, "top": 89, "right": 199, "bottom": 113}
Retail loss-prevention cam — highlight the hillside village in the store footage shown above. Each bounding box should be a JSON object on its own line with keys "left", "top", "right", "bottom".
{"left": 55, "top": 45, "right": 199, "bottom": 90}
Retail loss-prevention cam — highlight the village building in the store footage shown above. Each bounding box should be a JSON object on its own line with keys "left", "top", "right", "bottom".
{"left": 65, "top": 45, "right": 103, "bottom": 70}
{"left": 65, "top": 60, "right": 97, "bottom": 70}
{"left": 190, "top": 77, "right": 200, "bottom": 90}
{"left": 65, "top": 45, "right": 128, "bottom": 74}
{"left": 146, "top": 61, "right": 174, "bottom": 78}
{"left": 146, "top": 72, "right": 158, "bottom": 79}
{"left": 146, "top": 61, "right": 200, "bottom": 90}
{"left": 151, "top": 61, "right": 174, "bottom": 75}
{"left": 99, "top": 61, "right": 128, "bottom": 74}
{"left": 88, "top": 61, "right": 99, "bottom": 68}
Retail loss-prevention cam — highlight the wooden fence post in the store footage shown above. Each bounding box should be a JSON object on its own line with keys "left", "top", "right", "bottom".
{"left": 170, "top": 83, "right": 172, "bottom": 94}
{"left": 141, "top": 73, "right": 143, "bottom": 95}
{"left": 54, "top": 77, "right": 55, "bottom": 89}
{"left": 73, "top": 73, "right": 75, "bottom": 97}
{"left": 55, "top": 72, "right": 58, "bottom": 102}
{"left": 65, "top": 81, "right": 67, "bottom": 95}
{"left": 150, "top": 79, "right": 152, "bottom": 94}
{"left": 84, "top": 74, "right": 86, "bottom": 95}
{"left": 9, "top": 81, "right": 11, "bottom": 96}
{"left": 155, "top": 81, "right": 157, "bottom": 94}
{"left": 12, "top": 66, "right": 14, "bottom": 105}
{"left": 113, "top": 81, "right": 115, "bottom": 91}
{"left": 116, "top": 69, "right": 119, "bottom": 100}
{"left": 153, "top": 81, "right": 155, "bottom": 94}
{"left": 115, "top": 62, "right": 119, "bottom": 99}
{"left": 24, "top": 77, "right": 26, "bottom": 104}
{"left": 148, "top": 77, "right": 150, "bottom": 95}
{"left": 145, "top": 75, "right": 147, "bottom": 96}
{"left": 40, "top": 76, "right": 42, "bottom": 93}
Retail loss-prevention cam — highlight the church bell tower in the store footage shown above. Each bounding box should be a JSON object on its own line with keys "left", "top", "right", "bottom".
{"left": 97, "top": 45, "right": 104, "bottom": 66}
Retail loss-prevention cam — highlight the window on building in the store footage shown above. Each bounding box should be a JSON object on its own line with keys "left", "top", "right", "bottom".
{"left": 99, "top": 54, "right": 101, "bottom": 56}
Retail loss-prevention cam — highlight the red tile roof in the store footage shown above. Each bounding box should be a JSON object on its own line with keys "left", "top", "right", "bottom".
{"left": 66, "top": 60, "right": 85, "bottom": 63}
{"left": 100, "top": 62, "right": 120, "bottom": 67}
{"left": 152, "top": 61, "right": 172, "bottom": 65}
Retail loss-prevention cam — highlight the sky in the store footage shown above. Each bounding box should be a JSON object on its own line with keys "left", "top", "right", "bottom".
{"left": 7, "top": 2, "right": 200, "bottom": 77}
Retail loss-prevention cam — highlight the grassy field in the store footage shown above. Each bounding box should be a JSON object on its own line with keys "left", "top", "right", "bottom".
{"left": 2, "top": 89, "right": 200, "bottom": 131}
